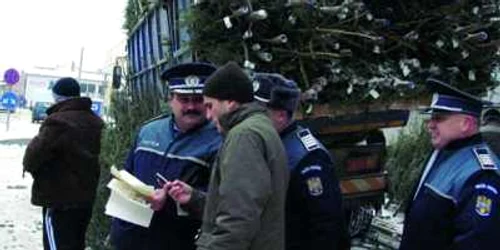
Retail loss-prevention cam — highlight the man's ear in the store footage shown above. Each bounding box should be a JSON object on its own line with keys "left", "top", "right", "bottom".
{"left": 277, "top": 109, "right": 288, "bottom": 122}
{"left": 226, "top": 100, "right": 240, "bottom": 111}
{"left": 461, "top": 115, "right": 478, "bottom": 133}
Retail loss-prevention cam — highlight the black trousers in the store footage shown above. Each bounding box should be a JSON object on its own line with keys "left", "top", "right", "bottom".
{"left": 42, "top": 206, "right": 93, "bottom": 250}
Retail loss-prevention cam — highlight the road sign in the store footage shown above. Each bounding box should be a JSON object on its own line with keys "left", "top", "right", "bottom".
{"left": 91, "top": 101, "right": 103, "bottom": 116}
{"left": 1, "top": 91, "right": 18, "bottom": 110}
{"left": 3, "top": 68, "right": 20, "bottom": 85}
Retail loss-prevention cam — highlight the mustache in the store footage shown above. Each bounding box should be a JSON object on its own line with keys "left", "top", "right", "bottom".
{"left": 182, "top": 110, "right": 202, "bottom": 116}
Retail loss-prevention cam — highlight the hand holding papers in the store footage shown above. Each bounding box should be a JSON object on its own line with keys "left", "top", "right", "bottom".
{"left": 105, "top": 166, "right": 155, "bottom": 228}
{"left": 110, "top": 166, "right": 155, "bottom": 197}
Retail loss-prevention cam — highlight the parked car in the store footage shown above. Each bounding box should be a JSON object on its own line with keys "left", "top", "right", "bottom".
{"left": 32, "top": 102, "right": 52, "bottom": 123}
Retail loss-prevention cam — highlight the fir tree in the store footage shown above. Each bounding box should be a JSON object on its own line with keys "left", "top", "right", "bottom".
{"left": 187, "top": 0, "right": 500, "bottom": 105}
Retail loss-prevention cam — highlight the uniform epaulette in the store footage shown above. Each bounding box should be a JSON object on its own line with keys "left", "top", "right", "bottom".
{"left": 142, "top": 113, "right": 170, "bottom": 126}
{"left": 473, "top": 147, "right": 498, "bottom": 170}
{"left": 297, "top": 128, "right": 320, "bottom": 152}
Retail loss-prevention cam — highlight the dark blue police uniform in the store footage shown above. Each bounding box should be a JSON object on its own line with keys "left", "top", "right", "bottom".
{"left": 253, "top": 73, "right": 349, "bottom": 250}
{"left": 110, "top": 63, "right": 222, "bottom": 250}
{"left": 282, "top": 123, "right": 349, "bottom": 250}
{"left": 400, "top": 78, "right": 500, "bottom": 250}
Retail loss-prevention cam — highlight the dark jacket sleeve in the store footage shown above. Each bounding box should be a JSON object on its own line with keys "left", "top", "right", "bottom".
{"left": 453, "top": 171, "right": 500, "bottom": 250}
{"left": 293, "top": 150, "right": 349, "bottom": 249}
{"left": 124, "top": 139, "right": 137, "bottom": 173}
{"left": 183, "top": 189, "right": 207, "bottom": 220}
{"left": 110, "top": 137, "right": 143, "bottom": 249}
{"left": 208, "top": 131, "right": 272, "bottom": 250}
{"left": 23, "top": 118, "right": 66, "bottom": 174}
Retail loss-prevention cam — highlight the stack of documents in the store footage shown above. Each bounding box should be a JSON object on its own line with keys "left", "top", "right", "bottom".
{"left": 105, "top": 166, "right": 155, "bottom": 228}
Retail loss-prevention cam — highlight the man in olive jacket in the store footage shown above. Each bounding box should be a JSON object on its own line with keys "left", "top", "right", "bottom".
{"left": 23, "top": 77, "right": 104, "bottom": 250}
{"left": 163, "top": 62, "right": 289, "bottom": 250}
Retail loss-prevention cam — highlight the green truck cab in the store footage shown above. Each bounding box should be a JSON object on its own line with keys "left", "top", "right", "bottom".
{"left": 32, "top": 102, "right": 52, "bottom": 123}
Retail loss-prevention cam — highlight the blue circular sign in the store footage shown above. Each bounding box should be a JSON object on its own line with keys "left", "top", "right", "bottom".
{"left": 4, "top": 68, "right": 20, "bottom": 85}
{"left": 91, "top": 101, "right": 103, "bottom": 116}
{"left": 1, "top": 91, "right": 18, "bottom": 110}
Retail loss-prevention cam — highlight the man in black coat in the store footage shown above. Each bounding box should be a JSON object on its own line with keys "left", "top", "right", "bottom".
{"left": 23, "top": 77, "right": 104, "bottom": 250}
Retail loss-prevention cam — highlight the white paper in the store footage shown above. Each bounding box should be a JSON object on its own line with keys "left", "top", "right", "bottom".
{"left": 105, "top": 189, "right": 154, "bottom": 228}
{"left": 223, "top": 16, "right": 232, "bottom": 29}
{"left": 110, "top": 166, "right": 155, "bottom": 197}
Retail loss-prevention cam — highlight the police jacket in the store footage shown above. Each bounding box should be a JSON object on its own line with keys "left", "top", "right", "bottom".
{"left": 195, "top": 103, "right": 289, "bottom": 250}
{"left": 281, "top": 122, "right": 349, "bottom": 250}
{"left": 110, "top": 115, "right": 221, "bottom": 250}
{"left": 400, "top": 134, "right": 500, "bottom": 250}
{"left": 23, "top": 97, "right": 104, "bottom": 207}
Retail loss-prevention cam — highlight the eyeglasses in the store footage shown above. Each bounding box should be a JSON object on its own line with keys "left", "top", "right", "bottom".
{"left": 174, "top": 95, "right": 204, "bottom": 104}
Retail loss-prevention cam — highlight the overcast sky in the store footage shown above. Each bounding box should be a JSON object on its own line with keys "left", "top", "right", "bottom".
{"left": 0, "top": 0, "right": 127, "bottom": 72}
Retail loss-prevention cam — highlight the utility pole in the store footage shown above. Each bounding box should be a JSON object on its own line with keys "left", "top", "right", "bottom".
{"left": 78, "top": 47, "right": 84, "bottom": 81}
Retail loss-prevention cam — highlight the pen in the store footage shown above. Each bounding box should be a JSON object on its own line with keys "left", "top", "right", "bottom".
{"left": 155, "top": 172, "right": 169, "bottom": 185}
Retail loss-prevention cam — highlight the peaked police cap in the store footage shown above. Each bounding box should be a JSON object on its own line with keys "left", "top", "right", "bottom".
{"left": 161, "top": 62, "right": 217, "bottom": 94}
{"left": 421, "top": 78, "right": 491, "bottom": 117}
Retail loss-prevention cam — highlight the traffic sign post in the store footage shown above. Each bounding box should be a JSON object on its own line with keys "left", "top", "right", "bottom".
{"left": 2, "top": 68, "right": 20, "bottom": 132}
{"left": 1, "top": 91, "right": 18, "bottom": 132}
{"left": 4, "top": 68, "right": 20, "bottom": 85}
{"left": 1, "top": 92, "right": 18, "bottom": 110}
{"left": 91, "top": 101, "right": 103, "bottom": 116}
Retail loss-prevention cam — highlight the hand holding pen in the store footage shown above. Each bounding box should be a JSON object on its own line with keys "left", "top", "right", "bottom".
{"left": 148, "top": 173, "right": 171, "bottom": 211}
{"left": 148, "top": 173, "right": 193, "bottom": 210}
{"left": 155, "top": 172, "right": 193, "bottom": 204}
{"left": 165, "top": 180, "right": 193, "bottom": 205}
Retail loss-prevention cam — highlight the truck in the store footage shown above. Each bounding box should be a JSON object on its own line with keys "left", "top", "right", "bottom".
{"left": 298, "top": 105, "right": 409, "bottom": 235}
{"left": 125, "top": 0, "right": 192, "bottom": 98}
{"left": 125, "top": 1, "right": 410, "bottom": 236}
{"left": 24, "top": 73, "right": 107, "bottom": 115}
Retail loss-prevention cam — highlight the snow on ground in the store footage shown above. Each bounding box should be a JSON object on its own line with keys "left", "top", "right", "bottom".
{"left": 0, "top": 110, "right": 43, "bottom": 250}
{"left": 0, "top": 144, "right": 43, "bottom": 250}
{"left": 0, "top": 110, "right": 40, "bottom": 142}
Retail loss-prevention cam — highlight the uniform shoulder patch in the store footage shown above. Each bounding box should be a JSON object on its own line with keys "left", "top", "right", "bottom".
{"left": 475, "top": 195, "right": 493, "bottom": 217}
{"left": 297, "top": 128, "right": 320, "bottom": 152}
{"left": 301, "top": 165, "right": 322, "bottom": 175}
{"left": 475, "top": 183, "right": 499, "bottom": 195}
{"left": 306, "top": 177, "right": 323, "bottom": 196}
{"left": 473, "top": 147, "right": 497, "bottom": 170}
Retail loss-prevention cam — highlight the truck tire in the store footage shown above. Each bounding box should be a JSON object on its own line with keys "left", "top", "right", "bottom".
{"left": 347, "top": 205, "right": 376, "bottom": 238}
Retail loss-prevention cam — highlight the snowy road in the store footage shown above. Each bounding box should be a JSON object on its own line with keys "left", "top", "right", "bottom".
{"left": 0, "top": 110, "right": 43, "bottom": 250}
{"left": 0, "top": 144, "right": 43, "bottom": 250}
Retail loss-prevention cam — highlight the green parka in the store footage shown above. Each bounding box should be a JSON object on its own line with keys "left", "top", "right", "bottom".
{"left": 195, "top": 103, "right": 289, "bottom": 250}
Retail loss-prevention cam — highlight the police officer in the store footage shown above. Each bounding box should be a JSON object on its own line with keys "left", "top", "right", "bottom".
{"left": 400, "top": 78, "right": 500, "bottom": 250}
{"left": 110, "top": 63, "right": 222, "bottom": 250}
{"left": 253, "top": 73, "right": 350, "bottom": 250}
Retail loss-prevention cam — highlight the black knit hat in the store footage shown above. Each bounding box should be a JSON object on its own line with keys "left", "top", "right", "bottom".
{"left": 52, "top": 77, "right": 81, "bottom": 97}
{"left": 203, "top": 61, "right": 253, "bottom": 103}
